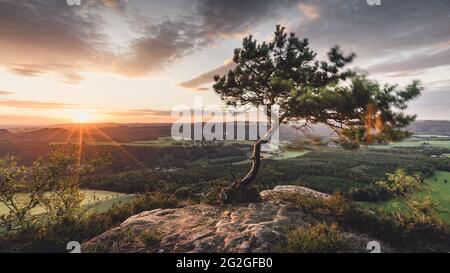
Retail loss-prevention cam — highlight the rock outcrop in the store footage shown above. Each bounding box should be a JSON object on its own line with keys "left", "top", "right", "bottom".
{"left": 83, "top": 185, "right": 382, "bottom": 253}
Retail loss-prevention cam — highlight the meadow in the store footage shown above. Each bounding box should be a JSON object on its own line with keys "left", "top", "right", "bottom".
{"left": 0, "top": 190, "right": 135, "bottom": 216}
{"left": 361, "top": 171, "right": 450, "bottom": 223}
{"left": 370, "top": 137, "right": 450, "bottom": 150}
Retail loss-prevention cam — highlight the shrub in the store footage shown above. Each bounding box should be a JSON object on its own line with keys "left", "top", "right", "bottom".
{"left": 390, "top": 196, "right": 445, "bottom": 230}
{"left": 174, "top": 187, "right": 193, "bottom": 200}
{"left": 141, "top": 230, "right": 162, "bottom": 247}
{"left": 374, "top": 169, "right": 423, "bottom": 199}
{"left": 281, "top": 223, "right": 347, "bottom": 253}
{"left": 0, "top": 192, "right": 182, "bottom": 253}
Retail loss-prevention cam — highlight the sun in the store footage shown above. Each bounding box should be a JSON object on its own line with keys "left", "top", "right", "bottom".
{"left": 72, "top": 110, "right": 93, "bottom": 123}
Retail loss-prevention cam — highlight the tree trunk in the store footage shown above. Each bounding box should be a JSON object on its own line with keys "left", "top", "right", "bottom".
{"left": 218, "top": 129, "right": 271, "bottom": 203}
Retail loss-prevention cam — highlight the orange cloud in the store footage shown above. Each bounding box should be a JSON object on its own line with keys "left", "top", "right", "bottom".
{"left": 298, "top": 3, "right": 319, "bottom": 19}
{"left": 0, "top": 91, "right": 13, "bottom": 96}
{"left": 0, "top": 99, "right": 77, "bottom": 109}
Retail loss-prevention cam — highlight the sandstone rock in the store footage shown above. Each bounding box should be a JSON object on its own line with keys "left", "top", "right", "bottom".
{"left": 82, "top": 185, "right": 384, "bottom": 253}
{"left": 260, "top": 185, "right": 331, "bottom": 201}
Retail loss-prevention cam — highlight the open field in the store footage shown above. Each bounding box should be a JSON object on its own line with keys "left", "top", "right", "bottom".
{"left": 361, "top": 171, "right": 450, "bottom": 223}
{"left": 0, "top": 190, "right": 133, "bottom": 216}
{"left": 272, "top": 150, "right": 309, "bottom": 160}
{"left": 87, "top": 194, "right": 136, "bottom": 214}
{"left": 370, "top": 138, "right": 450, "bottom": 149}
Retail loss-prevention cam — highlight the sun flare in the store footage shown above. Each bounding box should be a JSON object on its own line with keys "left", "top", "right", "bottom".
{"left": 72, "top": 110, "right": 93, "bottom": 123}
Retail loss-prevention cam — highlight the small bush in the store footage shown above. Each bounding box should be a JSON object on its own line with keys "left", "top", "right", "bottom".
{"left": 281, "top": 223, "right": 347, "bottom": 253}
{"left": 324, "top": 193, "right": 352, "bottom": 216}
{"left": 141, "top": 230, "right": 162, "bottom": 247}
{"left": 390, "top": 196, "right": 445, "bottom": 230}
{"left": 174, "top": 187, "right": 193, "bottom": 200}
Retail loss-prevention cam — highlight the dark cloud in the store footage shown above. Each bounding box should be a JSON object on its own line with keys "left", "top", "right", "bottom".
{"left": 0, "top": 0, "right": 110, "bottom": 83}
{"left": 1, "top": 0, "right": 449, "bottom": 82}
{"left": 117, "top": 20, "right": 203, "bottom": 76}
{"left": 177, "top": 60, "right": 235, "bottom": 90}
{"left": 0, "top": 0, "right": 286, "bottom": 80}
{"left": 294, "top": 0, "right": 450, "bottom": 66}
{"left": 181, "top": 0, "right": 450, "bottom": 89}
{"left": 195, "top": 0, "right": 296, "bottom": 37}
{"left": 119, "top": 0, "right": 297, "bottom": 76}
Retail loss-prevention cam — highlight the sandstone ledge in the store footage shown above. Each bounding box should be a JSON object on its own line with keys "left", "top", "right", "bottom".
{"left": 83, "top": 185, "right": 380, "bottom": 253}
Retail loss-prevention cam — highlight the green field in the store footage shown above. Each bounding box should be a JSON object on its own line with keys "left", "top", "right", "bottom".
{"left": 371, "top": 139, "right": 450, "bottom": 149}
{"left": 272, "top": 150, "right": 309, "bottom": 160}
{"left": 0, "top": 190, "right": 135, "bottom": 216}
{"left": 362, "top": 171, "right": 450, "bottom": 223}
{"left": 86, "top": 194, "right": 136, "bottom": 214}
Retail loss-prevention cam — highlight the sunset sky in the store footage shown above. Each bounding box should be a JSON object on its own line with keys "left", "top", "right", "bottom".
{"left": 0, "top": 0, "right": 449, "bottom": 126}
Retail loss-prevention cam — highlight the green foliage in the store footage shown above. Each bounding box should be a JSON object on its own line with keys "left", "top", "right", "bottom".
{"left": 214, "top": 25, "right": 354, "bottom": 111}
{"left": 390, "top": 196, "right": 445, "bottom": 230}
{"left": 0, "top": 156, "right": 41, "bottom": 231}
{"left": 0, "top": 146, "right": 110, "bottom": 232}
{"left": 213, "top": 25, "right": 422, "bottom": 147}
{"left": 174, "top": 187, "right": 194, "bottom": 200}
{"left": 278, "top": 189, "right": 450, "bottom": 252}
{"left": 375, "top": 169, "right": 424, "bottom": 199}
{"left": 86, "top": 148, "right": 445, "bottom": 203}
{"left": 0, "top": 191, "right": 181, "bottom": 252}
{"left": 281, "top": 223, "right": 347, "bottom": 253}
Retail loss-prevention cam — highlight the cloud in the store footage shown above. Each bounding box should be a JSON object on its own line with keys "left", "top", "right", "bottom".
{"left": 116, "top": 20, "right": 203, "bottom": 76}
{"left": 0, "top": 114, "right": 69, "bottom": 125}
{"left": 0, "top": 0, "right": 300, "bottom": 81}
{"left": 1, "top": 0, "right": 449, "bottom": 83}
{"left": 0, "top": 91, "right": 13, "bottom": 96}
{"left": 177, "top": 60, "right": 235, "bottom": 90}
{"left": 424, "top": 79, "right": 450, "bottom": 91}
{"left": 98, "top": 0, "right": 128, "bottom": 10}
{"left": 180, "top": 0, "right": 450, "bottom": 90}
{"left": 0, "top": 0, "right": 112, "bottom": 83}
{"left": 367, "top": 48, "right": 450, "bottom": 74}
{"left": 407, "top": 89, "right": 450, "bottom": 120}
{"left": 0, "top": 99, "right": 78, "bottom": 109}
{"left": 292, "top": 0, "right": 450, "bottom": 68}
{"left": 298, "top": 3, "right": 319, "bottom": 19}
{"left": 108, "top": 109, "right": 173, "bottom": 117}
{"left": 116, "top": 0, "right": 298, "bottom": 77}
{"left": 194, "top": 0, "right": 295, "bottom": 37}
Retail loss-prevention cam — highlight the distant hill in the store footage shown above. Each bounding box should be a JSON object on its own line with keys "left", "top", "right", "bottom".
{"left": 408, "top": 120, "right": 450, "bottom": 136}
{"left": 0, "top": 129, "right": 10, "bottom": 137}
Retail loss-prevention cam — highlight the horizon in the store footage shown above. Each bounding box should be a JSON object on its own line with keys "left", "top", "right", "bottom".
{"left": 1, "top": 119, "right": 450, "bottom": 131}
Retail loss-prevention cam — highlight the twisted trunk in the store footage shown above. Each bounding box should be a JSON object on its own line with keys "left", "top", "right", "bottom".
{"left": 219, "top": 129, "right": 272, "bottom": 203}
